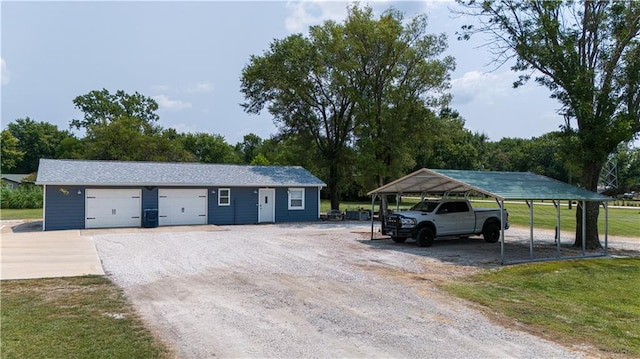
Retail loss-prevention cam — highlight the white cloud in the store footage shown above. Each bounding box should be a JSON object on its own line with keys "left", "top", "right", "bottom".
{"left": 421, "top": 0, "right": 455, "bottom": 11}
{"left": 450, "top": 70, "right": 513, "bottom": 105}
{"left": 284, "top": 1, "right": 349, "bottom": 33}
{"left": 283, "top": 1, "right": 455, "bottom": 34}
{"left": 188, "top": 82, "right": 214, "bottom": 93}
{"left": 152, "top": 95, "right": 192, "bottom": 110}
{"left": 1, "top": 58, "right": 10, "bottom": 85}
{"left": 152, "top": 82, "right": 213, "bottom": 95}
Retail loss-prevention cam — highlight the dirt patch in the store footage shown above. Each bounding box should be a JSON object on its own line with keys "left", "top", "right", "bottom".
{"left": 90, "top": 223, "right": 639, "bottom": 358}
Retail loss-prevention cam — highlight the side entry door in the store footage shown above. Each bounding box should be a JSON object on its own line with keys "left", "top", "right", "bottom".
{"left": 258, "top": 189, "right": 275, "bottom": 223}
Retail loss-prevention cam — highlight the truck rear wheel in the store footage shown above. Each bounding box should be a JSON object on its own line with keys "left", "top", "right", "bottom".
{"left": 483, "top": 223, "right": 500, "bottom": 243}
{"left": 416, "top": 228, "right": 434, "bottom": 247}
{"left": 391, "top": 237, "right": 407, "bottom": 243}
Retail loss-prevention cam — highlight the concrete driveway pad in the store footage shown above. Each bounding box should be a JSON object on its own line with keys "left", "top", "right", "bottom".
{"left": 1, "top": 220, "right": 104, "bottom": 280}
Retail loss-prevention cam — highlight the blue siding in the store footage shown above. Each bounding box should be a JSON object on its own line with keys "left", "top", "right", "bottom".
{"left": 207, "top": 186, "right": 319, "bottom": 224}
{"left": 142, "top": 187, "right": 158, "bottom": 210}
{"left": 45, "top": 185, "right": 150, "bottom": 231}
{"left": 233, "top": 188, "right": 260, "bottom": 224}
{"left": 44, "top": 185, "right": 321, "bottom": 230}
{"left": 208, "top": 187, "right": 258, "bottom": 225}
{"left": 44, "top": 185, "right": 85, "bottom": 230}
{"left": 275, "top": 187, "right": 320, "bottom": 222}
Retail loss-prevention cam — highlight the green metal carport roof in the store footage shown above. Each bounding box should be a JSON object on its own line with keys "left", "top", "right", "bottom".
{"left": 367, "top": 168, "right": 612, "bottom": 201}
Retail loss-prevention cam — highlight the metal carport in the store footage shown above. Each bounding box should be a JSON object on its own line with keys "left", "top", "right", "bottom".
{"left": 367, "top": 168, "right": 614, "bottom": 264}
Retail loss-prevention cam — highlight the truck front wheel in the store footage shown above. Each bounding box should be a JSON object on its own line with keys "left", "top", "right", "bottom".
{"left": 416, "top": 228, "right": 435, "bottom": 247}
{"left": 483, "top": 223, "right": 500, "bottom": 243}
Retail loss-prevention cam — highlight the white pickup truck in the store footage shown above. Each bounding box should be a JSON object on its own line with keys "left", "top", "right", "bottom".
{"left": 382, "top": 199, "right": 509, "bottom": 247}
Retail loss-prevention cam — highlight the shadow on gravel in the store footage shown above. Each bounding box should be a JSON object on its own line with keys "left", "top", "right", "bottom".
{"left": 269, "top": 221, "right": 373, "bottom": 230}
{"left": 357, "top": 235, "right": 626, "bottom": 267}
{"left": 359, "top": 236, "right": 502, "bottom": 268}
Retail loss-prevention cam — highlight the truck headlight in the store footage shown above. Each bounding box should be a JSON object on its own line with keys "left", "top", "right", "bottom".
{"left": 401, "top": 217, "right": 417, "bottom": 226}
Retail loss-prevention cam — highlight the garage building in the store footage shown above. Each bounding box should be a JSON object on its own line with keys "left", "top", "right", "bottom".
{"left": 36, "top": 159, "right": 326, "bottom": 231}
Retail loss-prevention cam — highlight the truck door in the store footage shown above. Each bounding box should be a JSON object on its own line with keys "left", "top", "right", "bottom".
{"left": 434, "top": 202, "right": 475, "bottom": 236}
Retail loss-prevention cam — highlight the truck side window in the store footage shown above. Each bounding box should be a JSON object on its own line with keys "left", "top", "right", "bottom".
{"left": 437, "top": 203, "right": 451, "bottom": 214}
{"left": 455, "top": 202, "right": 470, "bottom": 213}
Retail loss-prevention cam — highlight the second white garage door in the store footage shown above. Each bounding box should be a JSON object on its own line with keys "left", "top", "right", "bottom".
{"left": 158, "top": 189, "right": 207, "bottom": 226}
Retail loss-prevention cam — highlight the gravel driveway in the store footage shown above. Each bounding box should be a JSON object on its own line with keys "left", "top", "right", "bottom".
{"left": 94, "top": 223, "right": 638, "bottom": 358}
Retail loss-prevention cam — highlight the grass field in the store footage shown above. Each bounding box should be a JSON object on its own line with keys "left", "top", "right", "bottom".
{"left": 0, "top": 208, "right": 43, "bottom": 220}
{"left": 324, "top": 199, "right": 640, "bottom": 238}
{"left": 443, "top": 258, "right": 640, "bottom": 357}
{"left": 497, "top": 200, "right": 639, "bottom": 238}
{"left": 0, "top": 276, "right": 172, "bottom": 359}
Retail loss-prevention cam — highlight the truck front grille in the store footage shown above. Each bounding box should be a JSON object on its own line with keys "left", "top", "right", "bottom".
{"left": 385, "top": 215, "right": 401, "bottom": 228}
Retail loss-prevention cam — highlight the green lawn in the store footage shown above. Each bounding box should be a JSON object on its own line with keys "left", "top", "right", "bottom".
{"left": 0, "top": 208, "right": 43, "bottom": 220}
{"left": 498, "top": 200, "right": 639, "bottom": 238}
{"left": 1, "top": 276, "right": 172, "bottom": 359}
{"left": 324, "top": 199, "right": 640, "bottom": 238}
{"left": 443, "top": 258, "right": 640, "bottom": 357}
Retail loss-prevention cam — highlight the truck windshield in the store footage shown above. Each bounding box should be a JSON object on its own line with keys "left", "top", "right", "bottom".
{"left": 409, "top": 201, "right": 439, "bottom": 212}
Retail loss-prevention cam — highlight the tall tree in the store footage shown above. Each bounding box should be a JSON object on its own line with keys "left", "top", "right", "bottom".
{"left": 71, "top": 88, "right": 159, "bottom": 131}
{"left": 348, "top": 6, "right": 455, "bottom": 197}
{"left": 180, "top": 133, "right": 240, "bottom": 164}
{"left": 55, "top": 136, "right": 85, "bottom": 160}
{"left": 6, "top": 118, "right": 75, "bottom": 173}
{"left": 414, "top": 109, "right": 487, "bottom": 171}
{"left": 258, "top": 135, "right": 323, "bottom": 170}
{"left": 0, "top": 130, "right": 24, "bottom": 172}
{"left": 458, "top": 0, "right": 640, "bottom": 248}
{"left": 241, "top": 4, "right": 454, "bottom": 209}
{"left": 72, "top": 89, "right": 192, "bottom": 162}
{"left": 241, "top": 19, "right": 357, "bottom": 209}
{"left": 482, "top": 132, "right": 579, "bottom": 183}
{"left": 82, "top": 116, "right": 193, "bottom": 162}
{"left": 235, "top": 133, "right": 264, "bottom": 164}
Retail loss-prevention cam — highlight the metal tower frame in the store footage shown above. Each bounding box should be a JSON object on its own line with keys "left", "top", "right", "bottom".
{"left": 599, "top": 155, "right": 618, "bottom": 193}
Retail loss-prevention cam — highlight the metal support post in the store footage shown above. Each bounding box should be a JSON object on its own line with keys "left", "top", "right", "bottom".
{"left": 553, "top": 200, "right": 561, "bottom": 258}
{"left": 604, "top": 201, "right": 609, "bottom": 254}
{"left": 581, "top": 201, "right": 586, "bottom": 256}
{"left": 370, "top": 194, "right": 376, "bottom": 240}
{"left": 526, "top": 200, "right": 534, "bottom": 259}
{"left": 496, "top": 198, "right": 505, "bottom": 265}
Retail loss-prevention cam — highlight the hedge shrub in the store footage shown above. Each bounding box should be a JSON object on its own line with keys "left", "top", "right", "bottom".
{"left": 0, "top": 184, "right": 43, "bottom": 209}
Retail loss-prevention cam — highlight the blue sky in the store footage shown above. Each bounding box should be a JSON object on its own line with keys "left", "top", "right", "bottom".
{"left": 1, "top": 1, "right": 563, "bottom": 145}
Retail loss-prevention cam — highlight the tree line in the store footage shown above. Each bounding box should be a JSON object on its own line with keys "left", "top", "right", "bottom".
{"left": 2, "top": 90, "right": 638, "bottom": 198}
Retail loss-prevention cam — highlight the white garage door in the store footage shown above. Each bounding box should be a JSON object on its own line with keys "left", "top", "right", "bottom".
{"left": 158, "top": 188, "right": 207, "bottom": 226}
{"left": 86, "top": 189, "right": 141, "bottom": 229}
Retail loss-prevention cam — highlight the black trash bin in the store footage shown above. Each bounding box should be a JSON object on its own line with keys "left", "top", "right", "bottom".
{"left": 143, "top": 209, "right": 159, "bottom": 228}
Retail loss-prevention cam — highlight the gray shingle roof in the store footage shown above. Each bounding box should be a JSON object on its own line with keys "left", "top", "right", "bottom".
{"left": 1, "top": 174, "right": 31, "bottom": 183}
{"left": 36, "top": 159, "right": 326, "bottom": 187}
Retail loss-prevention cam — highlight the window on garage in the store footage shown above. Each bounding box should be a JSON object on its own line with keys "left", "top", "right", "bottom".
{"left": 288, "top": 188, "right": 305, "bottom": 210}
{"left": 218, "top": 188, "right": 230, "bottom": 206}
